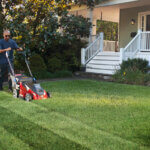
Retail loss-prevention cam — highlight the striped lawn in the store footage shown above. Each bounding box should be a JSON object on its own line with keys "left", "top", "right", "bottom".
{"left": 0, "top": 80, "right": 149, "bottom": 150}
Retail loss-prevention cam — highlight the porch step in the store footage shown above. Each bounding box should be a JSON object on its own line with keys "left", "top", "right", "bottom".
{"left": 86, "top": 52, "right": 120, "bottom": 75}
{"left": 97, "top": 52, "right": 120, "bottom": 56}
{"left": 86, "top": 68, "right": 115, "bottom": 75}
{"left": 86, "top": 64, "right": 120, "bottom": 70}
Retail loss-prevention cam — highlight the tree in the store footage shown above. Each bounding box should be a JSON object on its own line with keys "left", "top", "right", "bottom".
{"left": 1, "top": 0, "right": 107, "bottom": 72}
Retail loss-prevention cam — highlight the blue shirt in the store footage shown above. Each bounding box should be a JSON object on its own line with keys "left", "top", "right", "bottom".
{"left": 0, "top": 39, "right": 19, "bottom": 64}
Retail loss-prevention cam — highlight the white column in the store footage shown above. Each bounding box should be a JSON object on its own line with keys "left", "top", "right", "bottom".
{"left": 88, "top": 8, "right": 93, "bottom": 44}
{"left": 138, "top": 29, "right": 141, "bottom": 51}
{"left": 81, "top": 48, "right": 85, "bottom": 65}
{"left": 92, "top": 19, "right": 97, "bottom": 36}
{"left": 100, "top": 32, "right": 104, "bottom": 52}
{"left": 120, "top": 48, "right": 124, "bottom": 64}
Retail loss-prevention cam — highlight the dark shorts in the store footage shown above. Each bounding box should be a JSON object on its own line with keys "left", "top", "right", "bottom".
{"left": 0, "top": 62, "right": 14, "bottom": 90}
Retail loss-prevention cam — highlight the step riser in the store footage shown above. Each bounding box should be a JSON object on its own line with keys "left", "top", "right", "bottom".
{"left": 86, "top": 68, "right": 115, "bottom": 75}
{"left": 89, "top": 60, "right": 120, "bottom": 65}
{"left": 86, "top": 64, "right": 120, "bottom": 70}
{"left": 97, "top": 52, "right": 120, "bottom": 56}
{"left": 94, "top": 56, "right": 120, "bottom": 61}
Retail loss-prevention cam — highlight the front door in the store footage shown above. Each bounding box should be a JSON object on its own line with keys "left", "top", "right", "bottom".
{"left": 139, "top": 11, "right": 150, "bottom": 31}
{"left": 138, "top": 11, "right": 150, "bottom": 51}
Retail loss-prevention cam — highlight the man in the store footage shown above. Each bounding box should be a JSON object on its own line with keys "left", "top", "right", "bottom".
{"left": 0, "top": 30, "right": 23, "bottom": 91}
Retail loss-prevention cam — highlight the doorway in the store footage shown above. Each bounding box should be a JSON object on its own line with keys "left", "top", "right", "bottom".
{"left": 139, "top": 11, "right": 150, "bottom": 31}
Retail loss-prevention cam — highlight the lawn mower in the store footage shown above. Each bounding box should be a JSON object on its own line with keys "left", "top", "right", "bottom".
{"left": 6, "top": 51, "right": 50, "bottom": 101}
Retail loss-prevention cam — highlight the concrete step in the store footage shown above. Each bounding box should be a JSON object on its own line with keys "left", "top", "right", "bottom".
{"left": 89, "top": 60, "right": 120, "bottom": 65}
{"left": 86, "top": 64, "right": 120, "bottom": 70}
{"left": 93, "top": 55, "right": 120, "bottom": 61}
{"left": 74, "top": 71, "right": 113, "bottom": 81}
{"left": 85, "top": 52, "right": 120, "bottom": 75}
{"left": 86, "top": 68, "right": 116, "bottom": 75}
{"left": 97, "top": 52, "right": 120, "bottom": 56}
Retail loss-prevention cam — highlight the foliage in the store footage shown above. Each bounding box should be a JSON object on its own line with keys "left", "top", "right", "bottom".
{"left": 47, "top": 57, "right": 62, "bottom": 73}
{"left": 113, "top": 69, "right": 145, "bottom": 85}
{"left": 29, "top": 53, "right": 47, "bottom": 72}
{"left": 113, "top": 58, "right": 150, "bottom": 85}
{"left": 14, "top": 52, "right": 27, "bottom": 71}
{"left": 1, "top": 0, "right": 92, "bottom": 74}
{"left": 97, "top": 20, "right": 118, "bottom": 41}
{"left": 1, "top": 0, "right": 108, "bottom": 74}
{"left": 60, "top": 14, "right": 91, "bottom": 39}
{"left": 120, "top": 58, "right": 149, "bottom": 73}
{"left": 31, "top": 70, "right": 72, "bottom": 79}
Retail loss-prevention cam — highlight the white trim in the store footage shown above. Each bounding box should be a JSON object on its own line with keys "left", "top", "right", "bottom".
{"left": 96, "top": 0, "right": 139, "bottom": 7}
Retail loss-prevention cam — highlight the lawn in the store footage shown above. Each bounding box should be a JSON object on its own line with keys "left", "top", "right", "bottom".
{"left": 0, "top": 79, "right": 150, "bottom": 150}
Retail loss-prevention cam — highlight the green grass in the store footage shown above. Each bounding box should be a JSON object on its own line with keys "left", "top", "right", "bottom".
{"left": 0, "top": 80, "right": 150, "bottom": 150}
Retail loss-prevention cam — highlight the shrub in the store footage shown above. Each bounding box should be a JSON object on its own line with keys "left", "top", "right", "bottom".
{"left": 14, "top": 52, "right": 27, "bottom": 71}
{"left": 32, "top": 71, "right": 53, "bottom": 79}
{"left": 113, "top": 58, "right": 150, "bottom": 85}
{"left": 53, "top": 70, "right": 73, "bottom": 78}
{"left": 47, "top": 57, "right": 62, "bottom": 73}
{"left": 29, "top": 54, "right": 47, "bottom": 73}
{"left": 120, "top": 58, "right": 149, "bottom": 73}
{"left": 32, "top": 70, "right": 72, "bottom": 79}
{"left": 113, "top": 69, "right": 145, "bottom": 85}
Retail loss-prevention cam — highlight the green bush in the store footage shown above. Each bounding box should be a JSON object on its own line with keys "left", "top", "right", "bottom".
{"left": 47, "top": 57, "right": 62, "bottom": 73}
{"left": 120, "top": 58, "right": 149, "bottom": 73}
{"left": 14, "top": 52, "right": 27, "bottom": 71}
{"left": 32, "top": 71, "right": 53, "bottom": 79}
{"left": 29, "top": 54, "right": 47, "bottom": 72}
{"left": 113, "top": 58, "right": 150, "bottom": 85}
{"left": 53, "top": 70, "right": 73, "bottom": 78}
{"left": 32, "top": 70, "right": 72, "bottom": 79}
{"left": 113, "top": 69, "right": 145, "bottom": 85}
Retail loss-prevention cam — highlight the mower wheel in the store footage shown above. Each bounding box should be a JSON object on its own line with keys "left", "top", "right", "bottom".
{"left": 13, "top": 89, "right": 19, "bottom": 98}
{"left": 47, "top": 92, "right": 51, "bottom": 98}
{"left": 25, "top": 93, "right": 32, "bottom": 102}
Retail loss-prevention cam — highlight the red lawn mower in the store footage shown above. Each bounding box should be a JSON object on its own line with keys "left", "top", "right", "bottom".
{"left": 6, "top": 52, "right": 51, "bottom": 101}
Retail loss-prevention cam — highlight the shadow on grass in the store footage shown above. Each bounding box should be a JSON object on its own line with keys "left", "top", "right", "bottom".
{"left": 0, "top": 106, "right": 89, "bottom": 150}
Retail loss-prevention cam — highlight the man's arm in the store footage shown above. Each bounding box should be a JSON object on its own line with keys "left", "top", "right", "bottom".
{"left": 0, "top": 47, "right": 11, "bottom": 53}
{"left": 12, "top": 40, "right": 23, "bottom": 51}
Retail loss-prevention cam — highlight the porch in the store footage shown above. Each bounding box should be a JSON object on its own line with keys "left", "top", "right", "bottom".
{"left": 81, "top": 0, "right": 150, "bottom": 75}
{"left": 81, "top": 31, "right": 150, "bottom": 75}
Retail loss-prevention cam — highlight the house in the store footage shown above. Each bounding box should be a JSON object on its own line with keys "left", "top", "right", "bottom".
{"left": 71, "top": 0, "right": 150, "bottom": 75}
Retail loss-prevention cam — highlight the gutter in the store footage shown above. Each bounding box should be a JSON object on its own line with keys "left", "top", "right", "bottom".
{"left": 95, "top": 0, "right": 139, "bottom": 7}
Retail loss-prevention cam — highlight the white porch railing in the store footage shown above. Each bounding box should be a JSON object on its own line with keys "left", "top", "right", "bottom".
{"left": 81, "top": 32, "right": 104, "bottom": 65}
{"left": 140, "top": 32, "right": 150, "bottom": 51}
{"left": 120, "top": 30, "right": 150, "bottom": 63}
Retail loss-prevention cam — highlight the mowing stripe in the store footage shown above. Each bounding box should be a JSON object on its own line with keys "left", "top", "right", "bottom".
{"left": 0, "top": 126, "right": 31, "bottom": 150}
{"left": 0, "top": 94, "right": 148, "bottom": 150}
{"left": 0, "top": 106, "right": 89, "bottom": 150}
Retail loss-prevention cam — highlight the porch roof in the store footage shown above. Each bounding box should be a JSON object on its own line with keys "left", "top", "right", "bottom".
{"left": 96, "top": 0, "right": 150, "bottom": 9}
{"left": 98, "top": 0, "right": 139, "bottom": 7}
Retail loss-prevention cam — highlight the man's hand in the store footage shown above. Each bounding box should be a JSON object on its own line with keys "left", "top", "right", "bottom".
{"left": 17, "top": 47, "right": 23, "bottom": 51}
{"left": 0, "top": 47, "right": 11, "bottom": 53}
{"left": 6, "top": 47, "right": 11, "bottom": 51}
